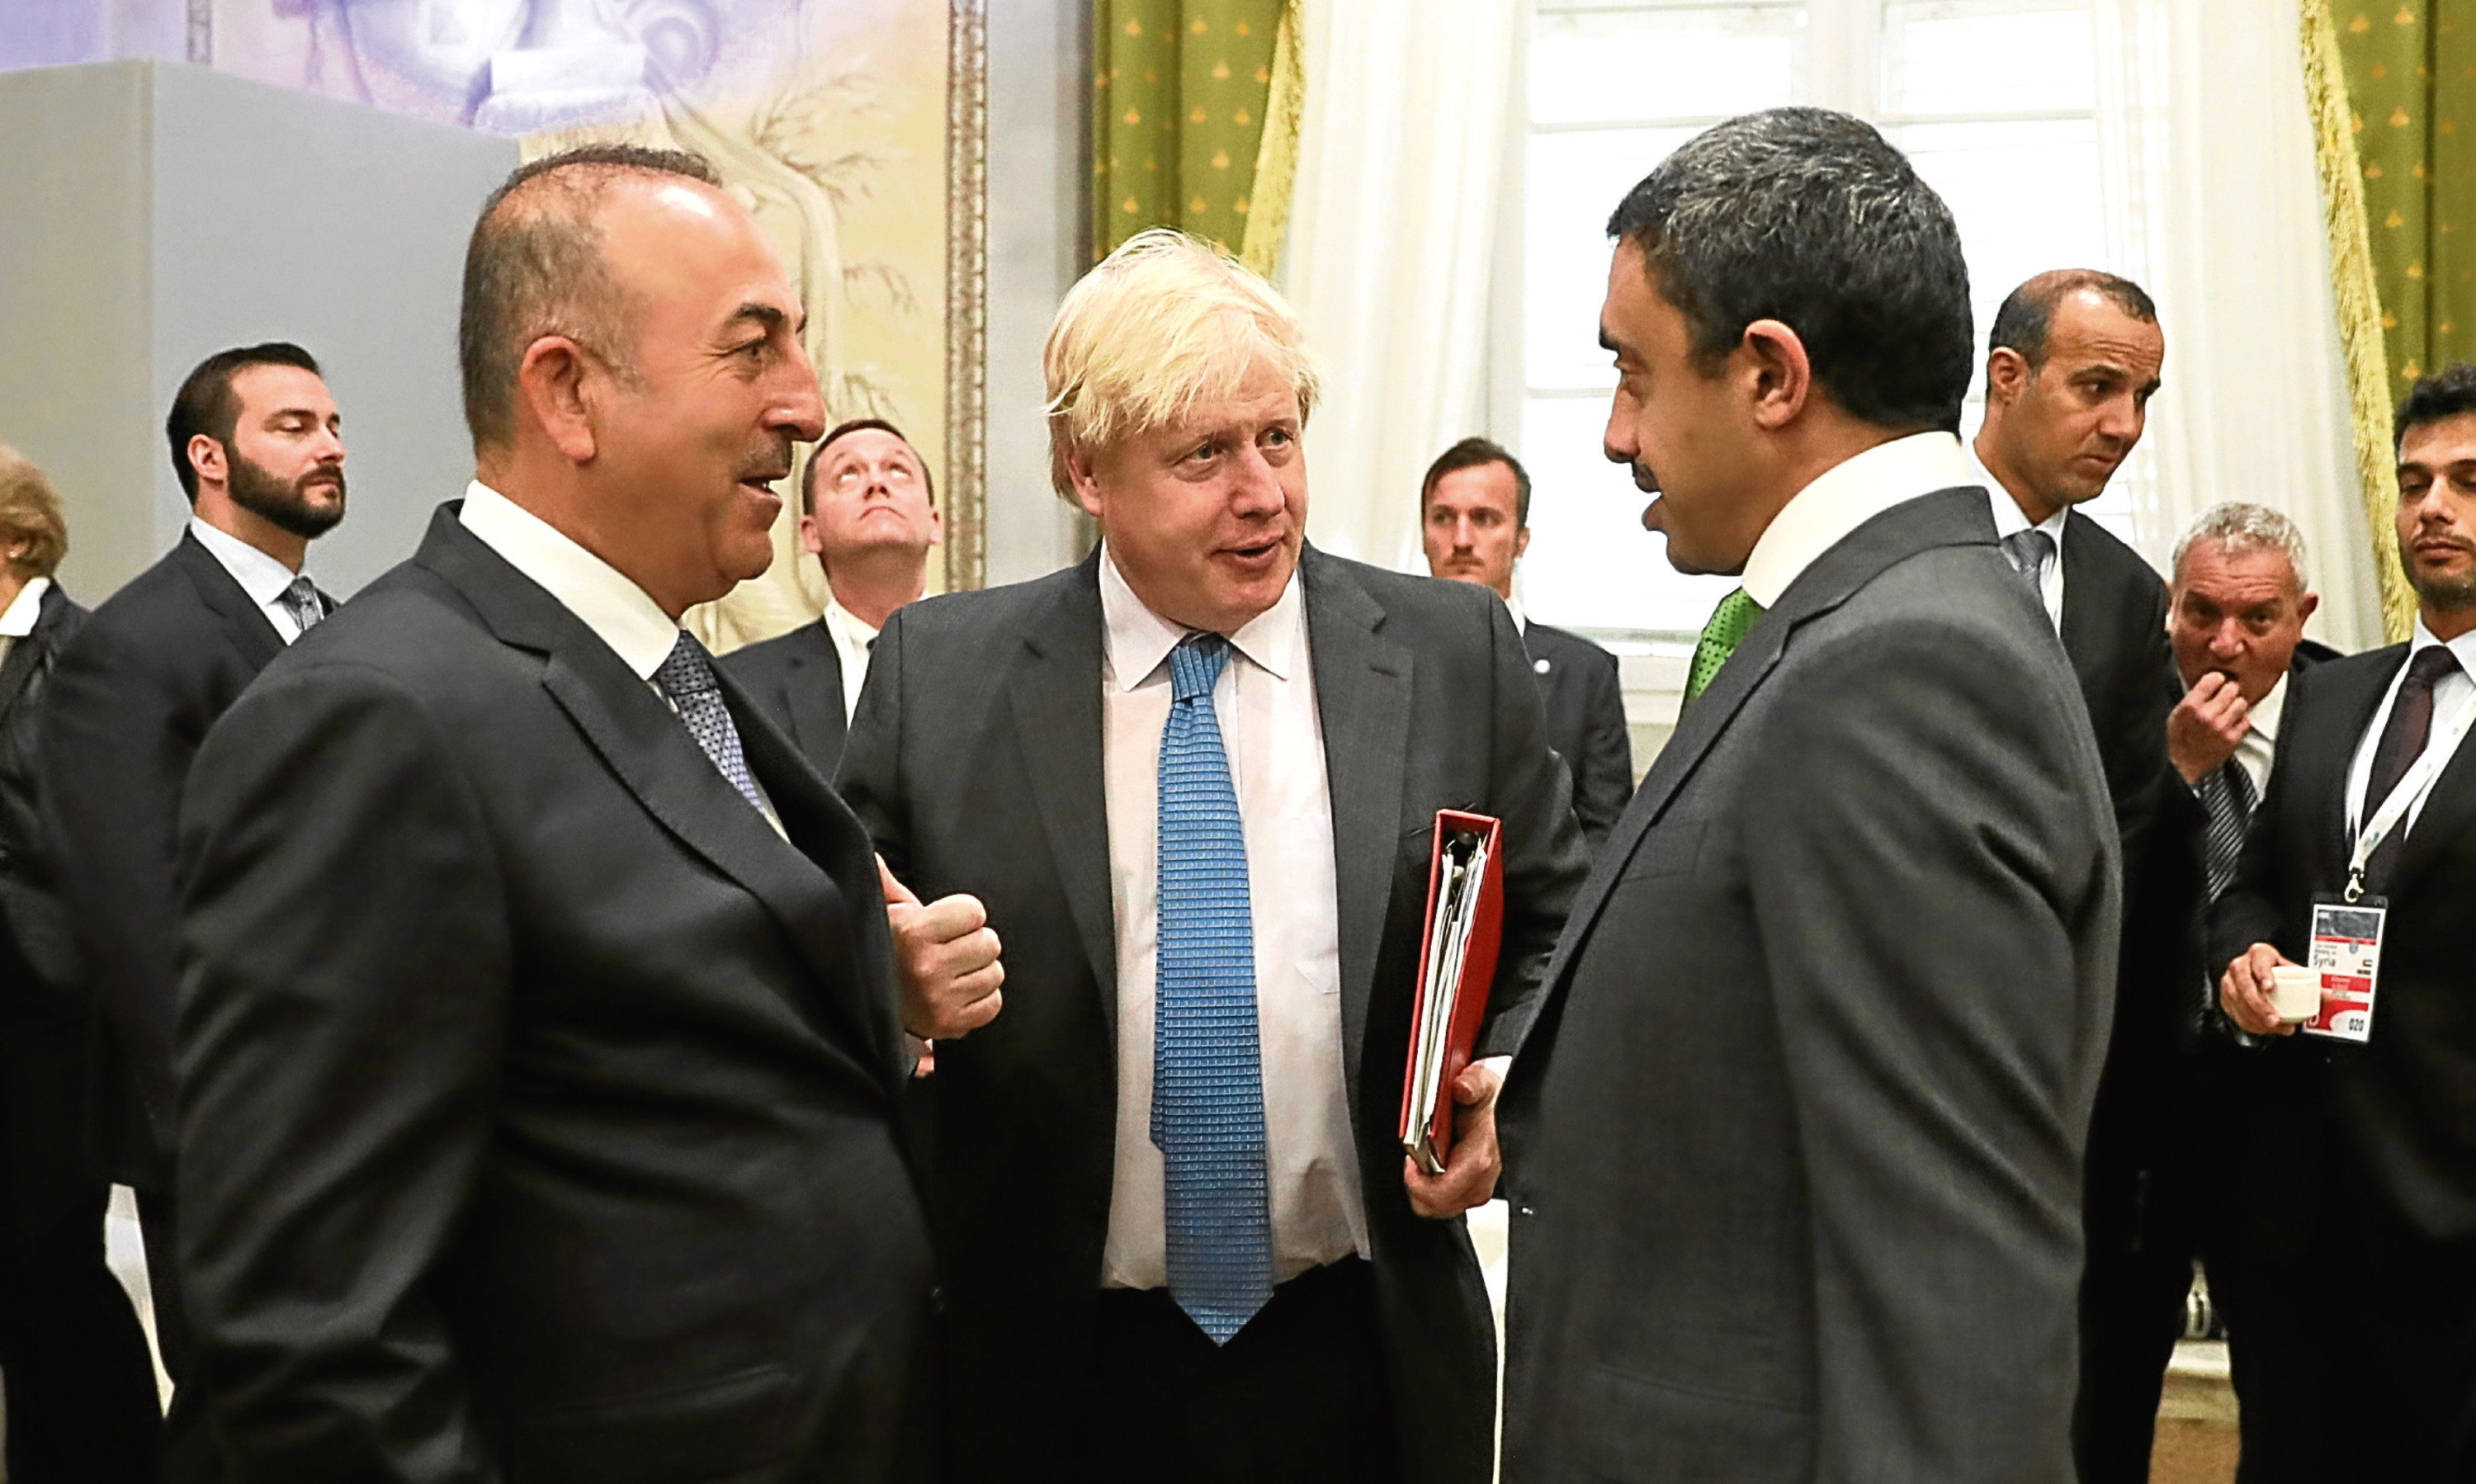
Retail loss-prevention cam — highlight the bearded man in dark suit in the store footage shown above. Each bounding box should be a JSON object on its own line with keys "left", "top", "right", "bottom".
{"left": 2216, "top": 363, "right": 2476, "bottom": 1484}
{"left": 172, "top": 144, "right": 936, "bottom": 1482}
{"left": 1499, "top": 108, "right": 2119, "bottom": 1484}
{"left": 40, "top": 340, "right": 347, "bottom": 1477}
{"left": 837, "top": 228, "right": 1589, "bottom": 1484}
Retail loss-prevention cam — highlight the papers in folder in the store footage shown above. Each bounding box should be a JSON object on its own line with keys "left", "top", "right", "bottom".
{"left": 1399, "top": 811, "right": 1505, "bottom": 1176}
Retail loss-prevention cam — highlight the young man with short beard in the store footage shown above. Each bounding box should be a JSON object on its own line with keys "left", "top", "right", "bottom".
{"left": 36, "top": 342, "right": 345, "bottom": 1481}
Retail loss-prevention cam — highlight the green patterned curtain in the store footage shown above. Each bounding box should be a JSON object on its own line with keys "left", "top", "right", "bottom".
{"left": 2303, "top": 0, "right": 2476, "bottom": 638}
{"left": 1090, "top": 1, "right": 1301, "bottom": 273}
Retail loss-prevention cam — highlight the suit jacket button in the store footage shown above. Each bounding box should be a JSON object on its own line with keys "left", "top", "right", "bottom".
{"left": 1533, "top": 658, "right": 1552, "bottom": 674}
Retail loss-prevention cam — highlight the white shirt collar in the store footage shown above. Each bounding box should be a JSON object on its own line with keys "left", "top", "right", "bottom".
{"left": 188, "top": 515, "right": 304, "bottom": 607}
{"left": 456, "top": 480, "right": 682, "bottom": 680}
{"left": 822, "top": 593, "right": 881, "bottom": 650}
{"left": 1099, "top": 545, "right": 1302, "bottom": 687}
{"left": 2408, "top": 615, "right": 2476, "bottom": 675}
{"left": 1504, "top": 593, "right": 1528, "bottom": 635}
{"left": 1740, "top": 432, "right": 1974, "bottom": 609}
{"left": 1976, "top": 456, "right": 2073, "bottom": 544}
{"left": 0, "top": 576, "right": 50, "bottom": 639}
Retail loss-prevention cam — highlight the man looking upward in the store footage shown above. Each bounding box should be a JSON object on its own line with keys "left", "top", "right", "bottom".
{"left": 1420, "top": 437, "right": 1633, "bottom": 848}
{"left": 725, "top": 418, "right": 941, "bottom": 778}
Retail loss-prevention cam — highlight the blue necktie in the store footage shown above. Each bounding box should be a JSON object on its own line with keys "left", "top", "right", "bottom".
{"left": 653, "top": 631, "right": 767, "bottom": 815}
{"left": 1153, "top": 633, "right": 1272, "bottom": 1344}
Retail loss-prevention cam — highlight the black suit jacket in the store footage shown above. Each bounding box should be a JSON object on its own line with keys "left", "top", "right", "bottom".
{"left": 0, "top": 581, "right": 88, "bottom": 995}
{"left": 1520, "top": 621, "right": 1632, "bottom": 848}
{"left": 722, "top": 617, "right": 849, "bottom": 781}
{"left": 172, "top": 505, "right": 933, "bottom": 1482}
{"left": 2209, "top": 642, "right": 2476, "bottom": 1267}
{"left": 0, "top": 581, "right": 97, "bottom": 1243}
{"left": 39, "top": 532, "right": 297, "bottom": 1187}
{"left": 1500, "top": 488, "right": 2119, "bottom": 1484}
{"left": 835, "top": 546, "right": 1589, "bottom": 1484}
{"left": 2051, "top": 510, "right": 2194, "bottom": 1250}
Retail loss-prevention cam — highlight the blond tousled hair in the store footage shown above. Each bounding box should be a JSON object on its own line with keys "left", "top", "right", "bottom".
{"left": 1042, "top": 229, "right": 1321, "bottom": 499}
{"left": 0, "top": 445, "right": 68, "bottom": 579}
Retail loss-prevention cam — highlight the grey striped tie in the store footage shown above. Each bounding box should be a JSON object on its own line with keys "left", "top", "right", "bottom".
{"left": 2198, "top": 763, "right": 2256, "bottom": 903}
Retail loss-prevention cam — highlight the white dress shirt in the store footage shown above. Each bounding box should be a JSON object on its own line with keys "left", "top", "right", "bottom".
{"left": 820, "top": 595, "right": 879, "bottom": 724}
{"left": 2231, "top": 671, "right": 2289, "bottom": 801}
{"left": 1741, "top": 432, "right": 1977, "bottom": 608}
{"left": 1965, "top": 447, "right": 2071, "bottom": 628}
{"left": 0, "top": 575, "right": 50, "bottom": 670}
{"left": 1097, "top": 547, "right": 1364, "bottom": 1289}
{"left": 458, "top": 480, "right": 782, "bottom": 830}
{"left": 189, "top": 516, "right": 317, "bottom": 643}
{"left": 2343, "top": 620, "right": 2476, "bottom": 841}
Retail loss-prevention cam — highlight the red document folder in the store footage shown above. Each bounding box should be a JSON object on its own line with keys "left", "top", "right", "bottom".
{"left": 1398, "top": 811, "right": 1505, "bottom": 1175}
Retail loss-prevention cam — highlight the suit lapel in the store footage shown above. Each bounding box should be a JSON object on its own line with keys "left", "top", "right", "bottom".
{"left": 416, "top": 508, "right": 885, "bottom": 1063}
{"left": 784, "top": 622, "right": 848, "bottom": 768}
{"left": 1009, "top": 555, "right": 1120, "bottom": 1024}
{"left": 2056, "top": 510, "right": 2114, "bottom": 694}
{"left": 0, "top": 607, "right": 39, "bottom": 716}
{"left": 1518, "top": 485, "right": 1998, "bottom": 1051}
{"left": 2303, "top": 649, "right": 2405, "bottom": 882}
{"left": 1302, "top": 549, "right": 1414, "bottom": 1085}
{"left": 171, "top": 531, "right": 286, "bottom": 671}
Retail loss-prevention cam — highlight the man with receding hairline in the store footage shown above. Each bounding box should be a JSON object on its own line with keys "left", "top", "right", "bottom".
{"left": 172, "top": 144, "right": 940, "bottom": 1482}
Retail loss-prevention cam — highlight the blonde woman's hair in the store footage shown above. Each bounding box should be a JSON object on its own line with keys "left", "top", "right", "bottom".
{"left": 1042, "top": 229, "right": 1321, "bottom": 499}
{"left": 0, "top": 445, "right": 68, "bottom": 579}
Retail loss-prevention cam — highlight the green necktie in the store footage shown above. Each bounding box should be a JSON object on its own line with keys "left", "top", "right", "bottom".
{"left": 1683, "top": 588, "right": 1765, "bottom": 708}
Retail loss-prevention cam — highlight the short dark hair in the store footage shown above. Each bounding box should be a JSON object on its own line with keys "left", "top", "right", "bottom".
{"left": 1420, "top": 437, "right": 1531, "bottom": 527}
{"left": 165, "top": 343, "right": 324, "bottom": 502}
{"left": 800, "top": 418, "right": 935, "bottom": 513}
{"left": 1606, "top": 107, "right": 1973, "bottom": 433}
{"left": 1987, "top": 270, "right": 2158, "bottom": 371}
{"left": 459, "top": 144, "right": 723, "bottom": 451}
{"left": 2394, "top": 362, "right": 2476, "bottom": 452}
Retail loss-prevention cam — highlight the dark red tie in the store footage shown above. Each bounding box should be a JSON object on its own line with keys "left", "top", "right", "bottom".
{"left": 2360, "top": 646, "right": 2464, "bottom": 891}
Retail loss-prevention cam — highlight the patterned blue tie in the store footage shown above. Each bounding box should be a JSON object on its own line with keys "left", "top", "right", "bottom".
{"left": 653, "top": 631, "right": 767, "bottom": 814}
{"left": 1153, "top": 633, "right": 1272, "bottom": 1344}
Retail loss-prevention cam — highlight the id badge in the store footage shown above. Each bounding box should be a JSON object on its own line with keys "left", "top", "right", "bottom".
{"left": 2304, "top": 895, "right": 2386, "bottom": 1043}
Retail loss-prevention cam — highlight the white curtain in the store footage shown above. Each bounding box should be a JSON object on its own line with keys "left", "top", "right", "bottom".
{"left": 1278, "top": 0, "right": 1526, "bottom": 572}
{"left": 2092, "top": 0, "right": 2384, "bottom": 654}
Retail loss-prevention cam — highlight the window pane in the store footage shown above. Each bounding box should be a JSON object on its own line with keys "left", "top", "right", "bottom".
{"left": 1879, "top": 0, "right": 2094, "bottom": 117}
{"left": 1888, "top": 116, "right": 2108, "bottom": 401}
{"left": 1517, "top": 395, "right": 1741, "bottom": 636}
{"left": 1531, "top": 5, "right": 1805, "bottom": 127}
{"left": 1524, "top": 126, "right": 1704, "bottom": 391}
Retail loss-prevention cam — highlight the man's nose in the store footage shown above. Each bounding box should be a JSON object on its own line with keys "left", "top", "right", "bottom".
{"left": 774, "top": 347, "right": 829, "bottom": 442}
{"left": 1228, "top": 444, "right": 1285, "bottom": 515}
{"left": 2210, "top": 621, "right": 2245, "bottom": 655}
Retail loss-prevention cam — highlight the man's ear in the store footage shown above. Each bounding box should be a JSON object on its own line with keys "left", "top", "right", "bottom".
{"left": 1065, "top": 445, "right": 1107, "bottom": 522}
{"left": 1513, "top": 524, "right": 1533, "bottom": 562}
{"left": 1738, "top": 319, "right": 1812, "bottom": 432}
{"left": 187, "top": 434, "right": 227, "bottom": 491}
{"left": 2298, "top": 590, "right": 2322, "bottom": 626}
{"left": 517, "top": 338, "right": 599, "bottom": 465}
{"left": 1985, "top": 347, "right": 2031, "bottom": 407}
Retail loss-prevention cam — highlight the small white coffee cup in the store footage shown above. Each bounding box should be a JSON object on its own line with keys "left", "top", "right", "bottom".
{"left": 2271, "top": 965, "right": 2322, "bottom": 1023}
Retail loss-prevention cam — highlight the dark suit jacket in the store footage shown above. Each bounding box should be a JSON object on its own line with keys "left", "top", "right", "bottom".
{"left": 1520, "top": 621, "right": 1633, "bottom": 848}
{"left": 2209, "top": 642, "right": 2476, "bottom": 1269}
{"left": 0, "top": 580, "right": 97, "bottom": 1243}
{"left": 0, "top": 581, "right": 87, "bottom": 995}
{"left": 2052, "top": 511, "right": 2195, "bottom": 1252}
{"left": 39, "top": 532, "right": 298, "bottom": 1188}
{"left": 1499, "top": 488, "right": 2120, "bottom": 1484}
{"left": 722, "top": 617, "right": 849, "bottom": 781}
{"left": 173, "top": 506, "right": 933, "bottom": 1483}
{"left": 835, "top": 546, "right": 1589, "bottom": 1484}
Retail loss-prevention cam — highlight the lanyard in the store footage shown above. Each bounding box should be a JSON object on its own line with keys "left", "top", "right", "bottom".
{"left": 2346, "top": 692, "right": 2476, "bottom": 901}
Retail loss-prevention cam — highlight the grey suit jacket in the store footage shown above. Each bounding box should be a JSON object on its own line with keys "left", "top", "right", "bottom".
{"left": 836, "top": 544, "right": 1590, "bottom": 1483}
{"left": 1499, "top": 486, "right": 2119, "bottom": 1484}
